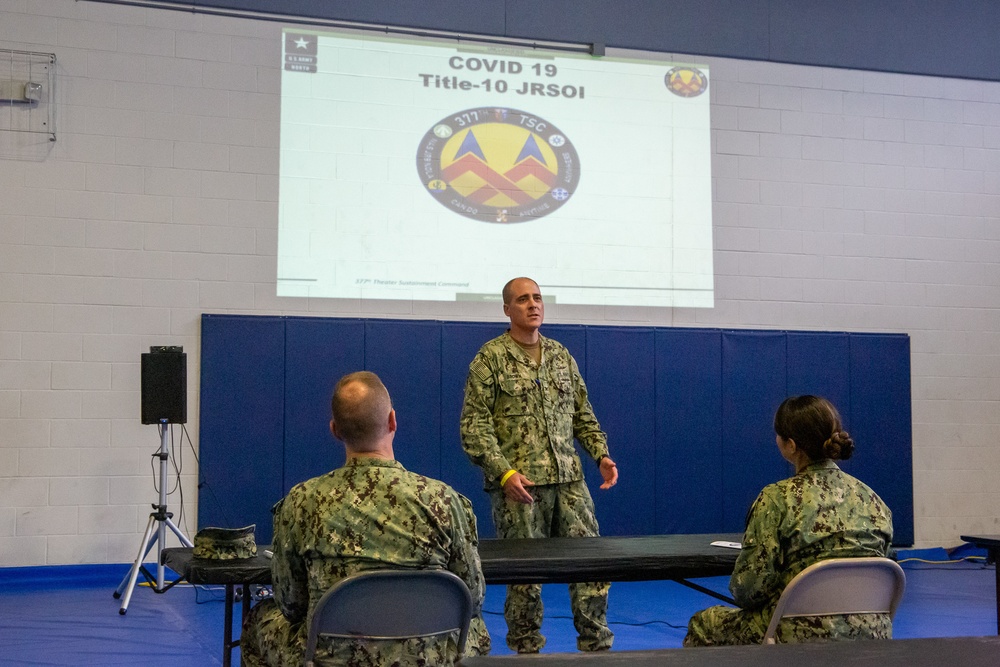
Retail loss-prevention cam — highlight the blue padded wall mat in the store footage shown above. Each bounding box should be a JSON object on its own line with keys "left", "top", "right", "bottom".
{"left": 364, "top": 319, "right": 444, "bottom": 480}
{"left": 199, "top": 315, "right": 286, "bottom": 544}
{"left": 199, "top": 315, "right": 914, "bottom": 545}
{"left": 786, "top": 332, "right": 852, "bottom": 412}
{"left": 654, "top": 328, "right": 724, "bottom": 534}
{"left": 283, "top": 317, "right": 365, "bottom": 503}
{"left": 721, "top": 330, "right": 790, "bottom": 531}
{"left": 786, "top": 331, "right": 853, "bottom": 473}
{"left": 850, "top": 333, "right": 913, "bottom": 545}
{"left": 584, "top": 326, "right": 656, "bottom": 536}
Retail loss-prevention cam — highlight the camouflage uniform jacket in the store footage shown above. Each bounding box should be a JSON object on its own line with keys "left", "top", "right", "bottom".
{"left": 271, "top": 457, "right": 489, "bottom": 659}
{"left": 731, "top": 459, "right": 894, "bottom": 637}
{"left": 460, "top": 332, "right": 608, "bottom": 489}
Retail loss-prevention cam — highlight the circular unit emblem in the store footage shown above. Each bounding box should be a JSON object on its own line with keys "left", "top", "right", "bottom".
{"left": 664, "top": 66, "right": 708, "bottom": 98}
{"left": 417, "top": 107, "right": 580, "bottom": 224}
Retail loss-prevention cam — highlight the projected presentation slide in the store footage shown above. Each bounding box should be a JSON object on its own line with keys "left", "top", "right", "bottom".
{"left": 278, "top": 29, "right": 713, "bottom": 307}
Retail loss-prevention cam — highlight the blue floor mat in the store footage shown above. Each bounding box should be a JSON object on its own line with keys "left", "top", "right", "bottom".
{"left": 0, "top": 554, "right": 994, "bottom": 664}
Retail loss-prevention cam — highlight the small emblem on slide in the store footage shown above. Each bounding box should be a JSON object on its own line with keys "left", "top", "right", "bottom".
{"left": 416, "top": 107, "right": 580, "bottom": 223}
{"left": 664, "top": 66, "right": 708, "bottom": 97}
{"left": 283, "top": 32, "right": 317, "bottom": 73}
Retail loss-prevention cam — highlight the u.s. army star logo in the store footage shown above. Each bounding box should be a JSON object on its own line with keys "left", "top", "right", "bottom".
{"left": 417, "top": 107, "right": 580, "bottom": 224}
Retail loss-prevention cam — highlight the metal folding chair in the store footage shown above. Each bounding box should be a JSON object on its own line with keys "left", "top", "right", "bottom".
{"left": 763, "top": 557, "right": 906, "bottom": 644}
{"left": 303, "top": 569, "right": 473, "bottom": 666}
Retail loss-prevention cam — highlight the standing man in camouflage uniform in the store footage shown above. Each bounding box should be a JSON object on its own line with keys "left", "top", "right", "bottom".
{"left": 460, "top": 277, "right": 619, "bottom": 654}
{"left": 684, "top": 395, "right": 894, "bottom": 646}
{"left": 242, "top": 371, "right": 491, "bottom": 666}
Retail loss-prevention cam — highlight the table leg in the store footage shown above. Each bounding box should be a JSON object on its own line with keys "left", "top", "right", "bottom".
{"left": 993, "top": 547, "right": 1000, "bottom": 635}
{"left": 224, "top": 583, "right": 234, "bottom": 667}
{"left": 239, "top": 583, "right": 250, "bottom": 650}
{"left": 671, "top": 577, "right": 736, "bottom": 605}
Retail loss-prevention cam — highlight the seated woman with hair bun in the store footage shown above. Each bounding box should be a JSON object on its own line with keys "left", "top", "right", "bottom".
{"left": 684, "top": 395, "right": 894, "bottom": 646}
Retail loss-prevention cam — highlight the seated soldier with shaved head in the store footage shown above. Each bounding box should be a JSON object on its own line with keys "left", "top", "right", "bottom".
{"left": 241, "top": 371, "right": 491, "bottom": 666}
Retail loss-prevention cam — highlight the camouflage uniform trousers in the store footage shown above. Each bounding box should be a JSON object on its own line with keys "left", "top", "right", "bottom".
{"left": 241, "top": 599, "right": 303, "bottom": 667}
{"left": 489, "top": 479, "right": 613, "bottom": 653}
{"left": 241, "top": 598, "right": 473, "bottom": 666}
{"left": 684, "top": 604, "right": 892, "bottom": 646}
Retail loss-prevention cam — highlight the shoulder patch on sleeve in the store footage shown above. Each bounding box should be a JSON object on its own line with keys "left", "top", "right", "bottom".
{"left": 469, "top": 358, "right": 494, "bottom": 385}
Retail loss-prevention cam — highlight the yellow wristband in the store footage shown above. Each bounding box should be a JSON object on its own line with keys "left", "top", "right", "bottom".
{"left": 500, "top": 469, "right": 518, "bottom": 487}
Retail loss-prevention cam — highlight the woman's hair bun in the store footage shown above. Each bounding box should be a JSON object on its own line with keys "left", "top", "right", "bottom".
{"left": 824, "top": 430, "right": 855, "bottom": 461}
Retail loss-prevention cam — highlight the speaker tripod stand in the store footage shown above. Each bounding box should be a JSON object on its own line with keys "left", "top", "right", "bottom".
{"left": 113, "top": 420, "right": 193, "bottom": 614}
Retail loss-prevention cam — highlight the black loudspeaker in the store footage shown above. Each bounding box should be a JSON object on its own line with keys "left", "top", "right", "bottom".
{"left": 141, "top": 346, "right": 187, "bottom": 424}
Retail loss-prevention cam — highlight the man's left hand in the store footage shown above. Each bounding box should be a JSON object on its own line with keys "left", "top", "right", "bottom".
{"left": 599, "top": 456, "right": 618, "bottom": 489}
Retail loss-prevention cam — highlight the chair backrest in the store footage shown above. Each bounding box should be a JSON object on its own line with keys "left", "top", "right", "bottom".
{"left": 302, "top": 569, "right": 473, "bottom": 667}
{"left": 762, "top": 557, "right": 906, "bottom": 644}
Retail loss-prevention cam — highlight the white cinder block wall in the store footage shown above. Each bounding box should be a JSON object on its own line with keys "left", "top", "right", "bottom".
{"left": 1, "top": 1, "right": 998, "bottom": 566}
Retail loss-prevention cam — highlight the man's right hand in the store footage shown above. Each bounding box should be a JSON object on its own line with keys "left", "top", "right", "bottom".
{"left": 503, "top": 472, "right": 535, "bottom": 504}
